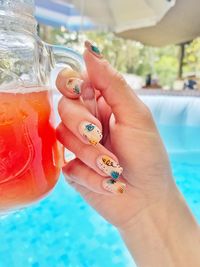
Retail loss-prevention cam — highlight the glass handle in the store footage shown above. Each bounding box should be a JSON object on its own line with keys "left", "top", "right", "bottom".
{"left": 45, "top": 43, "right": 85, "bottom": 73}
{"left": 44, "top": 44, "right": 85, "bottom": 165}
{"left": 46, "top": 43, "right": 98, "bottom": 117}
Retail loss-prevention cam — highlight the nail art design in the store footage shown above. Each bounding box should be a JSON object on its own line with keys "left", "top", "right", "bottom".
{"left": 79, "top": 122, "right": 102, "bottom": 145}
{"left": 97, "top": 155, "right": 123, "bottom": 179}
{"left": 66, "top": 78, "right": 82, "bottom": 95}
{"left": 102, "top": 178, "right": 126, "bottom": 194}
{"left": 85, "top": 40, "right": 103, "bottom": 58}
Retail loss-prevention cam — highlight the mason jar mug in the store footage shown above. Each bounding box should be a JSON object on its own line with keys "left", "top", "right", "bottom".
{"left": 0, "top": 0, "right": 83, "bottom": 213}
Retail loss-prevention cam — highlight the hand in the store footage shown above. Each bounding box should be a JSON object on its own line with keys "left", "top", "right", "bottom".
{"left": 56, "top": 41, "right": 175, "bottom": 230}
{"left": 56, "top": 41, "right": 200, "bottom": 267}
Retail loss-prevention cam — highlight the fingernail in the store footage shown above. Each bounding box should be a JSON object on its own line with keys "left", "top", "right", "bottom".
{"left": 66, "top": 78, "right": 82, "bottom": 95}
{"left": 102, "top": 179, "right": 126, "bottom": 194}
{"left": 97, "top": 155, "right": 123, "bottom": 179}
{"left": 79, "top": 122, "right": 103, "bottom": 145}
{"left": 85, "top": 40, "right": 103, "bottom": 58}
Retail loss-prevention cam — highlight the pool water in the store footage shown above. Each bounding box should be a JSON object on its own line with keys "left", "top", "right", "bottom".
{"left": 0, "top": 125, "right": 200, "bottom": 267}
{"left": 160, "top": 125, "right": 200, "bottom": 221}
{"left": 0, "top": 177, "right": 135, "bottom": 267}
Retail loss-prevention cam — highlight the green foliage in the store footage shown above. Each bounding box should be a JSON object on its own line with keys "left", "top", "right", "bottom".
{"left": 154, "top": 46, "right": 179, "bottom": 87}
{"left": 39, "top": 25, "right": 200, "bottom": 87}
{"left": 86, "top": 32, "right": 180, "bottom": 86}
{"left": 184, "top": 38, "right": 200, "bottom": 74}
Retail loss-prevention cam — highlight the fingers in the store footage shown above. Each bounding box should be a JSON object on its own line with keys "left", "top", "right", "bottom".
{"left": 84, "top": 41, "right": 145, "bottom": 124}
{"left": 56, "top": 123, "right": 123, "bottom": 179}
{"left": 58, "top": 96, "right": 102, "bottom": 145}
{"left": 56, "top": 42, "right": 152, "bottom": 127}
{"left": 56, "top": 68, "right": 83, "bottom": 99}
{"left": 56, "top": 68, "right": 98, "bottom": 118}
{"left": 63, "top": 159, "right": 107, "bottom": 194}
{"left": 63, "top": 158, "right": 126, "bottom": 195}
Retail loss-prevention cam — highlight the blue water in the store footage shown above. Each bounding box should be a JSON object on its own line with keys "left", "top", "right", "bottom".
{"left": 159, "top": 125, "right": 200, "bottom": 221}
{"left": 0, "top": 125, "right": 200, "bottom": 267}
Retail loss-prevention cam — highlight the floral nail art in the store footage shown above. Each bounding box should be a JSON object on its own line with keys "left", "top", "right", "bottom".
{"left": 66, "top": 78, "right": 82, "bottom": 95}
{"left": 102, "top": 178, "right": 126, "bottom": 194}
{"left": 79, "top": 122, "right": 102, "bottom": 145}
{"left": 85, "top": 40, "right": 103, "bottom": 58}
{"left": 97, "top": 155, "right": 123, "bottom": 179}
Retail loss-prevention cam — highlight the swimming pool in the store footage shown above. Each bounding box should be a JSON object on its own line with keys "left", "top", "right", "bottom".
{"left": 0, "top": 94, "right": 199, "bottom": 267}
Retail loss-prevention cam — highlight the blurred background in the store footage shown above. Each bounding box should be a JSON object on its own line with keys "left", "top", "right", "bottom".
{"left": 35, "top": 0, "right": 200, "bottom": 91}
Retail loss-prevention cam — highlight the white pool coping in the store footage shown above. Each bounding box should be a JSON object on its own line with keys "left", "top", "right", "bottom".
{"left": 137, "top": 89, "right": 200, "bottom": 97}
{"left": 53, "top": 89, "right": 200, "bottom": 127}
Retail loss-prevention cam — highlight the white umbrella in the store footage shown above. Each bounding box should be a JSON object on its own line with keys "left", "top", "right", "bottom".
{"left": 117, "top": 0, "right": 200, "bottom": 46}
{"left": 70, "top": 0, "right": 200, "bottom": 47}
{"left": 71, "top": 0, "right": 176, "bottom": 32}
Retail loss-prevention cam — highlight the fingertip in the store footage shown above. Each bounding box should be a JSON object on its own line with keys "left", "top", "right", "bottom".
{"left": 83, "top": 47, "right": 109, "bottom": 69}
{"left": 56, "top": 68, "right": 83, "bottom": 99}
{"left": 78, "top": 121, "right": 103, "bottom": 145}
{"left": 83, "top": 41, "right": 121, "bottom": 91}
{"left": 83, "top": 50, "right": 113, "bottom": 92}
{"left": 84, "top": 40, "right": 103, "bottom": 58}
{"left": 102, "top": 178, "right": 126, "bottom": 195}
{"left": 58, "top": 96, "right": 103, "bottom": 146}
{"left": 62, "top": 159, "right": 113, "bottom": 195}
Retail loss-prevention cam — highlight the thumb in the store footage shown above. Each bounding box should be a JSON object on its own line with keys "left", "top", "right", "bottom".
{"left": 84, "top": 41, "right": 144, "bottom": 124}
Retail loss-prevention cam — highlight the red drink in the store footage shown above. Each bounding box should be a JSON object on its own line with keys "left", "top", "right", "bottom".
{"left": 0, "top": 89, "right": 60, "bottom": 212}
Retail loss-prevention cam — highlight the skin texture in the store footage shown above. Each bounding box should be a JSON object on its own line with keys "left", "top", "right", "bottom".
{"left": 56, "top": 47, "right": 174, "bottom": 227}
{"left": 56, "top": 43, "right": 200, "bottom": 267}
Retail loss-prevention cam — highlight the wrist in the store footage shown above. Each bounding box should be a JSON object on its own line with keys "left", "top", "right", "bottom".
{"left": 119, "top": 184, "right": 200, "bottom": 267}
{"left": 119, "top": 181, "right": 178, "bottom": 234}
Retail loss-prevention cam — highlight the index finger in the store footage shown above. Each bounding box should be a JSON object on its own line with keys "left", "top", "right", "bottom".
{"left": 56, "top": 68, "right": 83, "bottom": 99}
{"left": 84, "top": 41, "right": 146, "bottom": 124}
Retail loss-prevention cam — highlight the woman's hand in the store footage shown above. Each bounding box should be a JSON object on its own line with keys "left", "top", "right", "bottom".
{"left": 56, "top": 41, "right": 175, "bottom": 230}
{"left": 56, "top": 41, "right": 200, "bottom": 267}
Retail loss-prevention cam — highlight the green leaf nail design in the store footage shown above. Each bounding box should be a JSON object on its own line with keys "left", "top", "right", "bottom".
{"left": 91, "top": 45, "right": 101, "bottom": 55}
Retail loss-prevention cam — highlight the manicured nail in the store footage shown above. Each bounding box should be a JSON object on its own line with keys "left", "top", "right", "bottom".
{"left": 85, "top": 40, "right": 103, "bottom": 58}
{"left": 102, "top": 179, "right": 126, "bottom": 194}
{"left": 66, "top": 78, "right": 82, "bottom": 95}
{"left": 79, "top": 121, "right": 102, "bottom": 145}
{"left": 97, "top": 155, "right": 123, "bottom": 179}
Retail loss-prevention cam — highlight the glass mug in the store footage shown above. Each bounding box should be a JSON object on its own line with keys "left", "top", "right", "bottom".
{"left": 0, "top": 0, "right": 83, "bottom": 213}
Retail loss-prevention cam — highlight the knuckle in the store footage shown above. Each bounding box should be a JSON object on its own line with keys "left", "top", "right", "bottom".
{"left": 111, "top": 71, "right": 127, "bottom": 88}
{"left": 100, "top": 59, "right": 111, "bottom": 72}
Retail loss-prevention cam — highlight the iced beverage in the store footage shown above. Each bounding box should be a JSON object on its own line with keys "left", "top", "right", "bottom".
{"left": 0, "top": 89, "right": 60, "bottom": 212}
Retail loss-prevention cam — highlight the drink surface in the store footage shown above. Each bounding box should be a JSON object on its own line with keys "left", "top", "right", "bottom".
{"left": 0, "top": 89, "right": 60, "bottom": 212}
